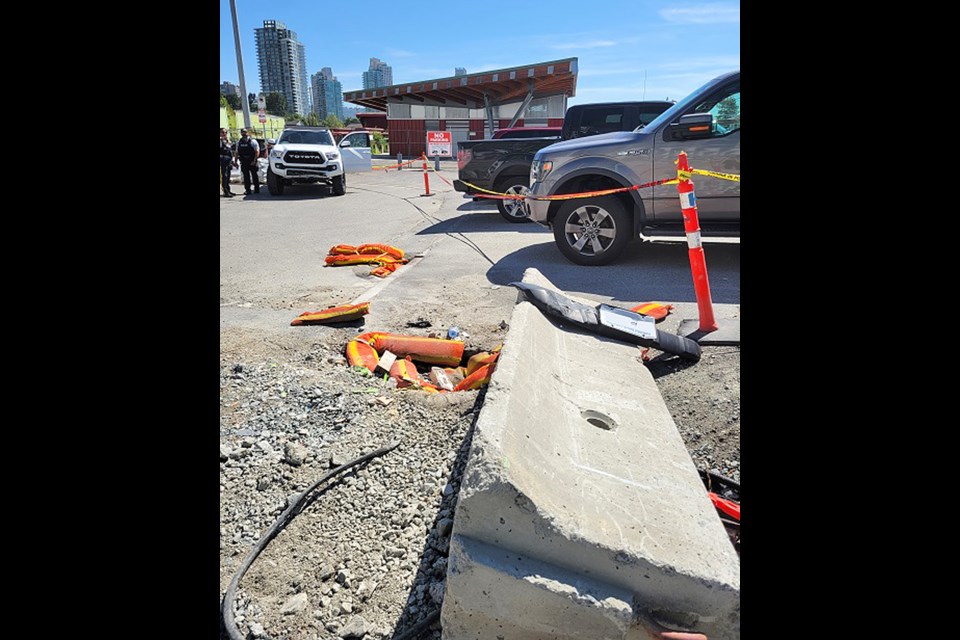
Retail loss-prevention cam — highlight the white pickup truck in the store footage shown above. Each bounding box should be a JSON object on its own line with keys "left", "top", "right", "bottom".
{"left": 266, "top": 127, "right": 372, "bottom": 196}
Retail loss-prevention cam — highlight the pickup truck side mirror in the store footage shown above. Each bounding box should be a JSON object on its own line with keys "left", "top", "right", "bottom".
{"left": 669, "top": 113, "right": 716, "bottom": 140}
{"left": 340, "top": 140, "right": 352, "bottom": 148}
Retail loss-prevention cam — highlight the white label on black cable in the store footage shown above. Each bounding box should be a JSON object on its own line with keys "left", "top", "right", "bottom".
{"left": 598, "top": 304, "right": 657, "bottom": 340}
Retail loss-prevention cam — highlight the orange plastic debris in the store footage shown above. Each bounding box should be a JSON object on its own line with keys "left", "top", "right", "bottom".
{"left": 389, "top": 356, "right": 440, "bottom": 390}
{"left": 345, "top": 339, "right": 379, "bottom": 372}
{"left": 630, "top": 301, "right": 674, "bottom": 321}
{"left": 370, "top": 263, "right": 402, "bottom": 278}
{"left": 291, "top": 302, "right": 370, "bottom": 326}
{"left": 365, "top": 333, "right": 464, "bottom": 367}
{"left": 453, "top": 363, "right": 496, "bottom": 392}
{"left": 466, "top": 351, "right": 500, "bottom": 376}
{"left": 328, "top": 244, "right": 405, "bottom": 260}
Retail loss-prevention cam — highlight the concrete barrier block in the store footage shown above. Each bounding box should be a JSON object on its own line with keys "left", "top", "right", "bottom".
{"left": 441, "top": 269, "right": 739, "bottom": 640}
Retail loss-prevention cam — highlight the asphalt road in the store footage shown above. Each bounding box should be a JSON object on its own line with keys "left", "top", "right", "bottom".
{"left": 220, "top": 165, "right": 739, "bottom": 336}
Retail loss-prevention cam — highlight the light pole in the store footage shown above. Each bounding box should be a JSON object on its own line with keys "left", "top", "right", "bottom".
{"left": 229, "top": 0, "right": 252, "bottom": 129}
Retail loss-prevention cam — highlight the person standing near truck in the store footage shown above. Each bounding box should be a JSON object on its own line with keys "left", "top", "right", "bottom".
{"left": 220, "top": 128, "right": 236, "bottom": 197}
{"left": 236, "top": 129, "right": 260, "bottom": 195}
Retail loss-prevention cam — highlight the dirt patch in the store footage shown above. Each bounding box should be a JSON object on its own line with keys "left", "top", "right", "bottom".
{"left": 220, "top": 313, "right": 739, "bottom": 639}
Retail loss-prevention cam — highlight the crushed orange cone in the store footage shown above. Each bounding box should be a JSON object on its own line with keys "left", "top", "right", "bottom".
{"left": 630, "top": 302, "right": 674, "bottom": 321}
{"left": 291, "top": 302, "right": 370, "bottom": 326}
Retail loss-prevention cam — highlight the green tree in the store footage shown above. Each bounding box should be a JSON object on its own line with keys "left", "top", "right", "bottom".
{"left": 266, "top": 92, "right": 287, "bottom": 115}
{"left": 248, "top": 93, "right": 257, "bottom": 111}
{"left": 322, "top": 114, "right": 344, "bottom": 129}
{"left": 222, "top": 92, "right": 242, "bottom": 110}
{"left": 284, "top": 113, "right": 302, "bottom": 124}
{"left": 717, "top": 96, "right": 739, "bottom": 128}
{"left": 303, "top": 112, "right": 321, "bottom": 126}
{"left": 372, "top": 131, "right": 387, "bottom": 154}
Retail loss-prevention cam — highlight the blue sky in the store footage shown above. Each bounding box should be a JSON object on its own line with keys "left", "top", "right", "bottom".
{"left": 219, "top": 0, "right": 739, "bottom": 109}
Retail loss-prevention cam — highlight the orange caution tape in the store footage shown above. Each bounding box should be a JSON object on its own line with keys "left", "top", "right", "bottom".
{"left": 291, "top": 302, "right": 370, "bottom": 326}
{"left": 373, "top": 158, "right": 419, "bottom": 171}
{"left": 459, "top": 177, "right": 679, "bottom": 203}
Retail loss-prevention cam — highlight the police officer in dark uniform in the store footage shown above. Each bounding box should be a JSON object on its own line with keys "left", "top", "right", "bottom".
{"left": 220, "top": 128, "right": 236, "bottom": 197}
{"left": 236, "top": 129, "right": 261, "bottom": 195}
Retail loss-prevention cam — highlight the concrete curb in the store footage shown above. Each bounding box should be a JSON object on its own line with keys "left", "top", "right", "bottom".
{"left": 441, "top": 268, "right": 740, "bottom": 639}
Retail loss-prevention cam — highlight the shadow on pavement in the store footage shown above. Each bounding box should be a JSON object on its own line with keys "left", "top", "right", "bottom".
{"left": 415, "top": 212, "right": 550, "bottom": 236}
{"left": 485, "top": 240, "right": 741, "bottom": 305}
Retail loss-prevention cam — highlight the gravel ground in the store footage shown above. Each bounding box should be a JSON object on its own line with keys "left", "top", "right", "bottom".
{"left": 220, "top": 316, "right": 739, "bottom": 640}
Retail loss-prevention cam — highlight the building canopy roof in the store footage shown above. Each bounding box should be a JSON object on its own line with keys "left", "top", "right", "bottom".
{"left": 343, "top": 58, "right": 577, "bottom": 112}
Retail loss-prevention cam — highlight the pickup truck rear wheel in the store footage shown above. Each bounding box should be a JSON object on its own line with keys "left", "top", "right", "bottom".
{"left": 267, "top": 168, "right": 284, "bottom": 196}
{"left": 495, "top": 178, "right": 532, "bottom": 223}
{"left": 332, "top": 173, "right": 346, "bottom": 196}
{"left": 553, "top": 196, "right": 631, "bottom": 265}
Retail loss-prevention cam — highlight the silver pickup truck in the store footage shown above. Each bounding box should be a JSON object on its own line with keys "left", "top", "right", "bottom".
{"left": 527, "top": 70, "right": 740, "bottom": 265}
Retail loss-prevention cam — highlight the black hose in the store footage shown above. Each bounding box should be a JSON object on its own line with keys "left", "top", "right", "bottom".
{"left": 391, "top": 609, "right": 442, "bottom": 640}
{"left": 220, "top": 441, "right": 401, "bottom": 640}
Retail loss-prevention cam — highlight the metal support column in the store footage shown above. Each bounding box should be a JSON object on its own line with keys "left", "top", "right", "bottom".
{"left": 506, "top": 81, "right": 536, "bottom": 129}
{"left": 483, "top": 92, "right": 496, "bottom": 139}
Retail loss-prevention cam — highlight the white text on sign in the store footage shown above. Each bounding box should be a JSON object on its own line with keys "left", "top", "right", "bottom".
{"left": 426, "top": 131, "right": 452, "bottom": 157}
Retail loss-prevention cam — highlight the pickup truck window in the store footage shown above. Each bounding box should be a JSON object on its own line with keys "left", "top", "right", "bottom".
{"left": 278, "top": 130, "right": 334, "bottom": 146}
{"left": 342, "top": 132, "right": 370, "bottom": 148}
{"left": 708, "top": 91, "right": 740, "bottom": 135}
{"left": 574, "top": 107, "right": 625, "bottom": 138}
{"left": 647, "top": 80, "right": 740, "bottom": 139}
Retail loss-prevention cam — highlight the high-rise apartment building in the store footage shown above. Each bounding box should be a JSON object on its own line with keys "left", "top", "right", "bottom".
{"left": 362, "top": 58, "right": 393, "bottom": 89}
{"left": 312, "top": 67, "right": 344, "bottom": 121}
{"left": 254, "top": 20, "right": 309, "bottom": 115}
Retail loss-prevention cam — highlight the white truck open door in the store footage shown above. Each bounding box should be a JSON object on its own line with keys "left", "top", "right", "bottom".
{"left": 339, "top": 131, "right": 372, "bottom": 173}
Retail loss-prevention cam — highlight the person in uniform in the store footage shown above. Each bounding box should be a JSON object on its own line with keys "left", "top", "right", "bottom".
{"left": 220, "top": 128, "right": 236, "bottom": 197}
{"left": 236, "top": 129, "right": 261, "bottom": 195}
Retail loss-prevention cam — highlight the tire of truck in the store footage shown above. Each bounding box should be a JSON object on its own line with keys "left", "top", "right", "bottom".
{"left": 552, "top": 195, "right": 632, "bottom": 266}
{"left": 494, "top": 176, "right": 532, "bottom": 223}
{"left": 267, "top": 168, "right": 284, "bottom": 196}
{"left": 332, "top": 173, "right": 346, "bottom": 196}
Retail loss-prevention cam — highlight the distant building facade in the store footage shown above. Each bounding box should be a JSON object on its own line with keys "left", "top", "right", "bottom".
{"left": 220, "top": 81, "right": 241, "bottom": 96}
{"left": 312, "top": 67, "right": 345, "bottom": 121}
{"left": 455, "top": 67, "right": 466, "bottom": 76}
{"left": 254, "top": 20, "right": 309, "bottom": 115}
{"left": 362, "top": 57, "right": 393, "bottom": 89}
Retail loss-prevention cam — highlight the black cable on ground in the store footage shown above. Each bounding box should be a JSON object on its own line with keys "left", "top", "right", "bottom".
{"left": 391, "top": 609, "right": 442, "bottom": 640}
{"left": 349, "top": 185, "right": 496, "bottom": 266}
{"left": 220, "top": 441, "right": 401, "bottom": 640}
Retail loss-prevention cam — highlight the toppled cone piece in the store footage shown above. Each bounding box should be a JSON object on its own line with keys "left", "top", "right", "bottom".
{"left": 324, "top": 244, "right": 408, "bottom": 277}
{"left": 328, "top": 243, "right": 405, "bottom": 260}
{"left": 291, "top": 302, "right": 370, "bottom": 326}
{"left": 630, "top": 301, "right": 674, "bottom": 321}
{"left": 342, "top": 332, "right": 493, "bottom": 393}
{"left": 345, "top": 332, "right": 465, "bottom": 373}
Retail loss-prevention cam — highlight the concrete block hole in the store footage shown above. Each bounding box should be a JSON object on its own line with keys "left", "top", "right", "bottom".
{"left": 581, "top": 409, "right": 617, "bottom": 431}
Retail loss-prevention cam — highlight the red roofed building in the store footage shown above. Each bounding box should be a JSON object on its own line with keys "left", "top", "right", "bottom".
{"left": 344, "top": 58, "right": 577, "bottom": 158}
